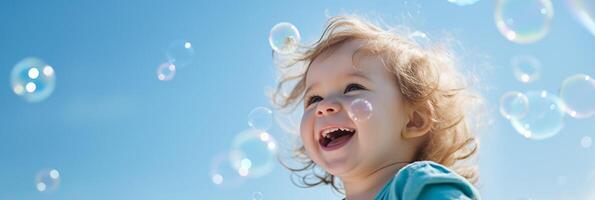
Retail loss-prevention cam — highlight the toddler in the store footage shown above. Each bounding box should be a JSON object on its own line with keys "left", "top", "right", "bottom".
{"left": 273, "top": 15, "right": 481, "bottom": 200}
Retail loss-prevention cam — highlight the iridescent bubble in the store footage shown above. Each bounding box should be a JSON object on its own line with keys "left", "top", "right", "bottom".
{"left": 559, "top": 74, "right": 595, "bottom": 118}
{"left": 156, "top": 62, "right": 176, "bottom": 81}
{"left": 510, "top": 90, "right": 566, "bottom": 140}
{"left": 568, "top": 0, "right": 595, "bottom": 36}
{"left": 35, "top": 168, "right": 61, "bottom": 192}
{"left": 209, "top": 152, "right": 245, "bottom": 187}
{"left": 581, "top": 136, "right": 592, "bottom": 148}
{"left": 448, "top": 0, "right": 480, "bottom": 6}
{"left": 10, "top": 57, "right": 56, "bottom": 103}
{"left": 499, "top": 91, "right": 529, "bottom": 120}
{"left": 252, "top": 192, "right": 263, "bottom": 200}
{"left": 248, "top": 107, "right": 273, "bottom": 131}
{"left": 166, "top": 40, "right": 195, "bottom": 68}
{"left": 348, "top": 98, "right": 373, "bottom": 121}
{"left": 229, "top": 129, "right": 277, "bottom": 178}
{"left": 495, "top": 0, "right": 554, "bottom": 44}
{"left": 269, "top": 22, "right": 301, "bottom": 54}
{"left": 511, "top": 55, "right": 541, "bottom": 83}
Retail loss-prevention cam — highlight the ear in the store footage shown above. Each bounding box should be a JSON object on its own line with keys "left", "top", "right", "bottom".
{"left": 402, "top": 109, "right": 432, "bottom": 139}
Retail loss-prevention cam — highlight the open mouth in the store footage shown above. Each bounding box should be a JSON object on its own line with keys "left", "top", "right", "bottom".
{"left": 318, "top": 127, "right": 356, "bottom": 151}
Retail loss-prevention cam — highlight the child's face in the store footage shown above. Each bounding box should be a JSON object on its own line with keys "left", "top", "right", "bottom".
{"left": 301, "top": 40, "right": 419, "bottom": 178}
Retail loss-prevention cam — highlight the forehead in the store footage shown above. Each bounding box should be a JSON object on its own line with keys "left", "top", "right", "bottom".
{"left": 305, "top": 40, "right": 385, "bottom": 86}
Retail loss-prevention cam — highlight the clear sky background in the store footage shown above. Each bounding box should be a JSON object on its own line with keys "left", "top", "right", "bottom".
{"left": 1, "top": 0, "right": 594, "bottom": 199}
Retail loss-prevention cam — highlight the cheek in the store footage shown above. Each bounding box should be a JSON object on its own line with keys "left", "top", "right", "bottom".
{"left": 299, "top": 110, "right": 316, "bottom": 150}
{"left": 300, "top": 111, "right": 320, "bottom": 164}
{"left": 358, "top": 96, "right": 404, "bottom": 141}
{"left": 299, "top": 110, "right": 326, "bottom": 167}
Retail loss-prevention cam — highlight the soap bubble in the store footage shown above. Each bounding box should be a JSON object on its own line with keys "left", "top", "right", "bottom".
{"left": 559, "top": 74, "right": 595, "bottom": 118}
{"left": 511, "top": 55, "right": 541, "bottom": 83}
{"left": 510, "top": 90, "right": 565, "bottom": 140}
{"left": 495, "top": 0, "right": 554, "bottom": 44}
{"left": 10, "top": 57, "right": 56, "bottom": 103}
{"left": 348, "top": 98, "right": 373, "bottom": 121}
{"left": 209, "top": 152, "right": 245, "bottom": 187}
{"left": 499, "top": 91, "right": 529, "bottom": 120}
{"left": 166, "top": 40, "right": 195, "bottom": 68}
{"left": 35, "top": 168, "right": 61, "bottom": 192}
{"left": 568, "top": 0, "right": 595, "bottom": 36}
{"left": 229, "top": 129, "right": 277, "bottom": 178}
{"left": 269, "top": 22, "right": 301, "bottom": 54}
{"left": 448, "top": 0, "right": 480, "bottom": 6}
{"left": 248, "top": 107, "right": 273, "bottom": 131}
{"left": 156, "top": 62, "right": 176, "bottom": 81}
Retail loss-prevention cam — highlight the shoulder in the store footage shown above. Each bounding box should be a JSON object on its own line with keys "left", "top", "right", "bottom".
{"left": 377, "top": 161, "right": 480, "bottom": 200}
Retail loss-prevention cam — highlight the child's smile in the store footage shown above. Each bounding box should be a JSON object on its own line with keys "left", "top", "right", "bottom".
{"left": 318, "top": 126, "right": 356, "bottom": 151}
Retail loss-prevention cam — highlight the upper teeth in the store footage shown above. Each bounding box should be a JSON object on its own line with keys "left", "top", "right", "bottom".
{"left": 321, "top": 127, "right": 354, "bottom": 138}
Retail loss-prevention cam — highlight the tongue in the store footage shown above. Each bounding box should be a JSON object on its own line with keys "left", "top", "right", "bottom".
{"left": 326, "top": 133, "right": 353, "bottom": 148}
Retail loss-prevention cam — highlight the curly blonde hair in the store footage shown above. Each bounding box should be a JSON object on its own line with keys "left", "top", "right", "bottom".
{"left": 272, "top": 15, "right": 481, "bottom": 193}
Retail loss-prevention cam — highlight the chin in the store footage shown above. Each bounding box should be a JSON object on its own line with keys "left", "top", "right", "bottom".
{"left": 320, "top": 157, "right": 358, "bottom": 177}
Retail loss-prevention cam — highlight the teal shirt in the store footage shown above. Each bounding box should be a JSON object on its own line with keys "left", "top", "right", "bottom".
{"left": 373, "top": 161, "right": 480, "bottom": 200}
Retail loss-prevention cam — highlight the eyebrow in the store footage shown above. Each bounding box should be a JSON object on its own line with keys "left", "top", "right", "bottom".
{"left": 304, "top": 72, "right": 371, "bottom": 96}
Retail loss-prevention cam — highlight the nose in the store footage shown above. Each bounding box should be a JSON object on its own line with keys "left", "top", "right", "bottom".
{"left": 316, "top": 99, "right": 341, "bottom": 117}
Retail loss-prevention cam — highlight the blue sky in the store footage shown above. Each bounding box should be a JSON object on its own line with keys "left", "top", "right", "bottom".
{"left": 0, "top": 0, "right": 594, "bottom": 199}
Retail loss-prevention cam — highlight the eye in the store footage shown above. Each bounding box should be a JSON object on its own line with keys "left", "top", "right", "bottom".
{"left": 306, "top": 95, "right": 323, "bottom": 106}
{"left": 344, "top": 83, "right": 366, "bottom": 93}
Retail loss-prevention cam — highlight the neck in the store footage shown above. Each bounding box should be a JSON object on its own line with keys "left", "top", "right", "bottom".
{"left": 342, "top": 161, "right": 410, "bottom": 200}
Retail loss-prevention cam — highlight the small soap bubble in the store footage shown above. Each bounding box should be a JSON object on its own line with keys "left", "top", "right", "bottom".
{"left": 35, "top": 168, "right": 61, "bottom": 192}
{"left": 499, "top": 91, "right": 529, "bottom": 120}
{"left": 10, "top": 57, "right": 56, "bottom": 103}
{"left": 495, "top": 0, "right": 554, "bottom": 44}
{"left": 156, "top": 62, "right": 176, "bottom": 81}
{"left": 511, "top": 55, "right": 541, "bottom": 83}
{"left": 269, "top": 22, "right": 301, "bottom": 54}
{"left": 248, "top": 107, "right": 273, "bottom": 131}
{"left": 559, "top": 74, "right": 595, "bottom": 118}
{"left": 348, "top": 98, "right": 373, "bottom": 121}
{"left": 510, "top": 90, "right": 565, "bottom": 140}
